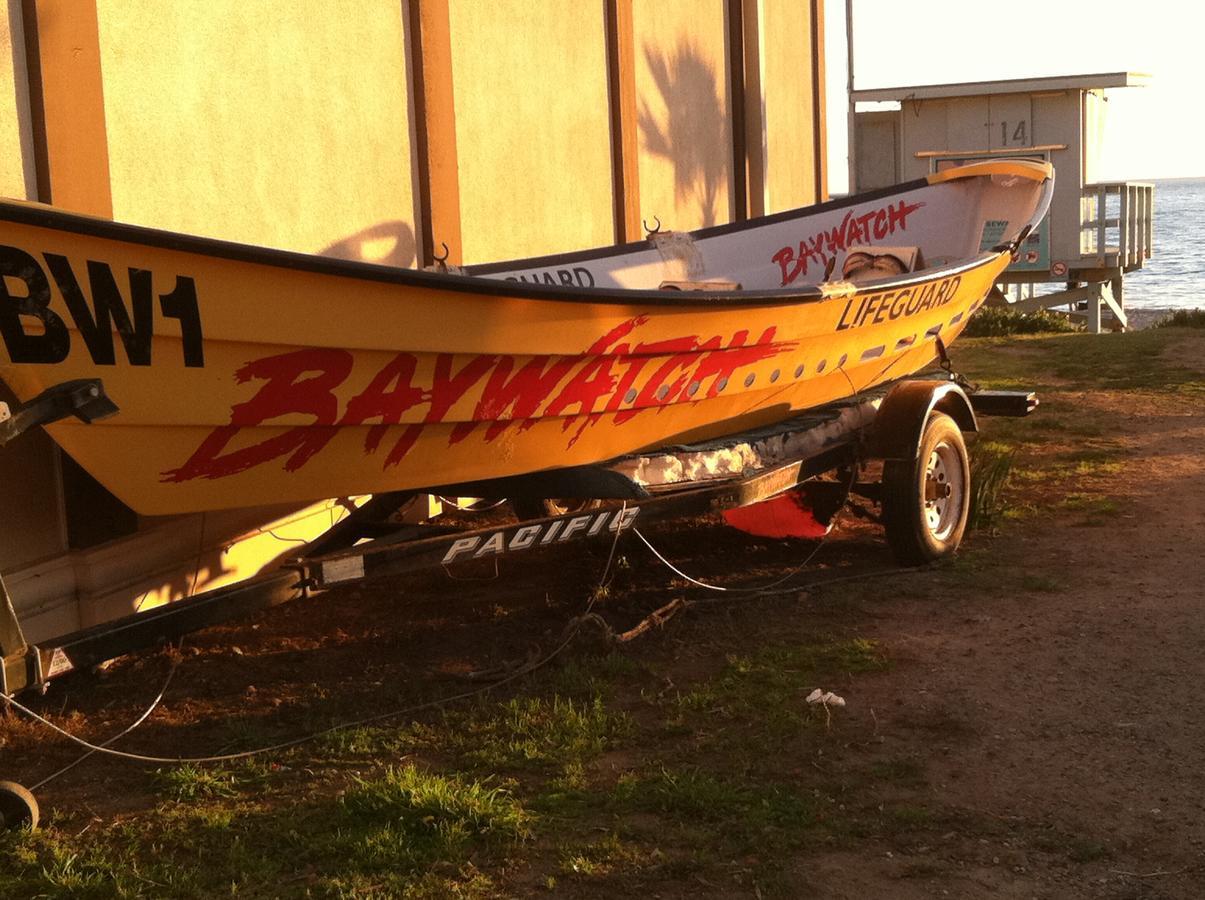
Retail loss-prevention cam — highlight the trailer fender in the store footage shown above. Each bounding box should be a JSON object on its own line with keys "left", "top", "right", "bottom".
{"left": 867, "top": 381, "right": 977, "bottom": 461}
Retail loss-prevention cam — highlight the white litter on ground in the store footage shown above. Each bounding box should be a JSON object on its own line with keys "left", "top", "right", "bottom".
{"left": 806, "top": 688, "right": 846, "bottom": 708}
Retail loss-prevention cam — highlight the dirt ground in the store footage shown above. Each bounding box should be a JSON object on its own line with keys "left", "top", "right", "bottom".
{"left": 800, "top": 391, "right": 1205, "bottom": 898}
{"left": 2, "top": 331, "right": 1204, "bottom": 898}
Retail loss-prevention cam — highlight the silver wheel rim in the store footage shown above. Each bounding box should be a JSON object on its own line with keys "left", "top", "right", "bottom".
{"left": 924, "top": 441, "right": 963, "bottom": 542}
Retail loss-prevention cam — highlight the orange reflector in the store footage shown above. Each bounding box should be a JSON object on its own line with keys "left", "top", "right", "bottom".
{"left": 721, "top": 489, "right": 831, "bottom": 539}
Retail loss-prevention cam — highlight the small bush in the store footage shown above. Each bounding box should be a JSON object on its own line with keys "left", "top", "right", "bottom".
{"left": 968, "top": 440, "right": 1015, "bottom": 530}
{"left": 964, "top": 306, "right": 1079, "bottom": 337}
{"left": 1153, "top": 308, "right": 1205, "bottom": 328}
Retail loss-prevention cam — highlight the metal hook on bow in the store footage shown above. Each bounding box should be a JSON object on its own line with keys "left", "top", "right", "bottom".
{"left": 643, "top": 216, "right": 662, "bottom": 239}
{"left": 432, "top": 242, "right": 451, "bottom": 273}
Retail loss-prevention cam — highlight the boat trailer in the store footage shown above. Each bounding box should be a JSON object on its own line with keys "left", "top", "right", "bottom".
{"left": 0, "top": 375, "right": 1036, "bottom": 829}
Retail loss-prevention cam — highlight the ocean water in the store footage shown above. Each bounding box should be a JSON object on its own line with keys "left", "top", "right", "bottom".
{"left": 1121, "top": 177, "right": 1205, "bottom": 310}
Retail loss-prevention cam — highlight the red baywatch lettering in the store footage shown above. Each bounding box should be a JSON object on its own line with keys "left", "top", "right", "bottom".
{"left": 772, "top": 200, "right": 925, "bottom": 287}
{"left": 164, "top": 349, "right": 350, "bottom": 481}
{"left": 163, "top": 317, "right": 789, "bottom": 483}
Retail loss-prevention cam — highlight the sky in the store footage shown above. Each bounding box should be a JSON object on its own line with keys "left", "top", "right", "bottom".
{"left": 825, "top": 0, "right": 1202, "bottom": 192}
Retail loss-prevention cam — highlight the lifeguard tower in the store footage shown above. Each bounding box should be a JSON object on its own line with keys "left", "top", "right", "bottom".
{"left": 850, "top": 72, "right": 1153, "bottom": 331}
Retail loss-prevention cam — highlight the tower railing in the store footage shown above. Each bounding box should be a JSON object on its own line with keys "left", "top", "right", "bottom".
{"left": 1080, "top": 182, "right": 1154, "bottom": 270}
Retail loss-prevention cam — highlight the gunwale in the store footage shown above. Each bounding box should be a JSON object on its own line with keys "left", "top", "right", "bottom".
{"left": 0, "top": 159, "right": 1051, "bottom": 307}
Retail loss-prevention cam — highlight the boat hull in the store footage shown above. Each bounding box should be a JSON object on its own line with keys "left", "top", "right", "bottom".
{"left": 0, "top": 161, "right": 1049, "bottom": 514}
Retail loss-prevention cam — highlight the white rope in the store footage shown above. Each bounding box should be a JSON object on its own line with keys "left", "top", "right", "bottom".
{"left": 30, "top": 649, "right": 182, "bottom": 790}
{"left": 633, "top": 525, "right": 830, "bottom": 596}
{"left": 632, "top": 528, "right": 729, "bottom": 591}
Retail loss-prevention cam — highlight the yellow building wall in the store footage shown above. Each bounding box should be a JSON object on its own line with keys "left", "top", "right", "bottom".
{"left": 761, "top": 0, "right": 818, "bottom": 213}
{"left": 447, "top": 0, "right": 615, "bottom": 264}
{"left": 94, "top": 0, "right": 420, "bottom": 266}
{"left": 631, "top": 0, "right": 733, "bottom": 230}
{"left": 0, "top": 1, "right": 35, "bottom": 200}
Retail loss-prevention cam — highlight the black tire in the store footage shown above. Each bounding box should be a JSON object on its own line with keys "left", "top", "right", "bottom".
{"left": 882, "top": 412, "right": 970, "bottom": 565}
{"left": 510, "top": 497, "right": 604, "bottom": 521}
{"left": 0, "top": 781, "right": 39, "bottom": 831}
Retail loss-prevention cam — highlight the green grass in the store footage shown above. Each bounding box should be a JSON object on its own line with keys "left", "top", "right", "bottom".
{"left": 155, "top": 764, "right": 248, "bottom": 802}
{"left": 316, "top": 685, "right": 631, "bottom": 771}
{"left": 1058, "top": 446, "right": 1126, "bottom": 464}
{"left": 541, "top": 652, "right": 641, "bottom": 699}
{"left": 558, "top": 833, "right": 660, "bottom": 879}
{"left": 314, "top": 720, "right": 435, "bottom": 757}
{"left": 0, "top": 690, "right": 592, "bottom": 899}
{"left": 1, "top": 766, "right": 532, "bottom": 900}
{"left": 953, "top": 330, "right": 1205, "bottom": 395}
{"left": 337, "top": 765, "right": 532, "bottom": 870}
{"left": 1070, "top": 458, "right": 1124, "bottom": 476}
{"left": 1062, "top": 493, "right": 1120, "bottom": 516}
{"left": 0, "top": 824, "right": 201, "bottom": 898}
{"left": 448, "top": 695, "right": 631, "bottom": 771}
{"left": 2, "top": 765, "right": 531, "bottom": 899}
{"left": 936, "top": 331, "right": 1203, "bottom": 529}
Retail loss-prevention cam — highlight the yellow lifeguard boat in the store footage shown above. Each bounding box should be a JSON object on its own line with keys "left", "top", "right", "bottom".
{"left": 0, "top": 159, "right": 1052, "bottom": 514}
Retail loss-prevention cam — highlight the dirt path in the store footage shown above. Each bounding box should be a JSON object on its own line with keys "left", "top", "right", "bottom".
{"left": 794, "top": 391, "right": 1205, "bottom": 897}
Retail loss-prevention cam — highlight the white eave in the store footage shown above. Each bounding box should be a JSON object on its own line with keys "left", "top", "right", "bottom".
{"left": 851, "top": 72, "right": 1151, "bottom": 103}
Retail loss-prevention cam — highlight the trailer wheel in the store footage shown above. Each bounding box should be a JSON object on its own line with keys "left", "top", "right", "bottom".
{"left": 882, "top": 412, "right": 969, "bottom": 565}
{"left": 0, "top": 781, "right": 38, "bottom": 831}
